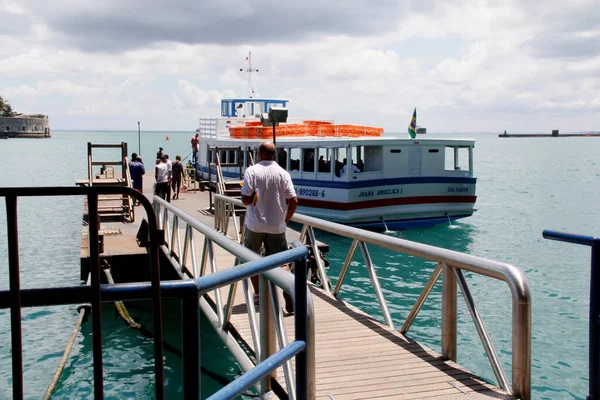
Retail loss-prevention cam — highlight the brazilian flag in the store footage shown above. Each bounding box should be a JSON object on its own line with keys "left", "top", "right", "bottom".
{"left": 408, "top": 107, "right": 417, "bottom": 139}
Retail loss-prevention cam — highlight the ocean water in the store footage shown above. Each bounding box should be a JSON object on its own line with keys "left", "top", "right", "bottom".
{"left": 0, "top": 130, "right": 598, "bottom": 399}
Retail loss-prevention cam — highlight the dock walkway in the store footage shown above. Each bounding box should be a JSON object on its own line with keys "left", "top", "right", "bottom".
{"left": 92, "top": 174, "right": 514, "bottom": 399}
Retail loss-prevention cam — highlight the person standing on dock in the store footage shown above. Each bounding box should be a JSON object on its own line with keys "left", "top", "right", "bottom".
{"left": 241, "top": 141, "right": 298, "bottom": 313}
{"left": 155, "top": 155, "right": 170, "bottom": 203}
{"left": 171, "top": 155, "right": 184, "bottom": 200}
{"left": 129, "top": 154, "right": 145, "bottom": 205}
{"left": 156, "top": 147, "right": 163, "bottom": 162}
{"left": 191, "top": 133, "right": 199, "bottom": 165}
{"left": 165, "top": 154, "right": 173, "bottom": 201}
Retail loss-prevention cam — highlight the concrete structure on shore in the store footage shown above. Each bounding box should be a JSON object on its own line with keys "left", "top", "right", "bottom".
{"left": 0, "top": 114, "right": 51, "bottom": 138}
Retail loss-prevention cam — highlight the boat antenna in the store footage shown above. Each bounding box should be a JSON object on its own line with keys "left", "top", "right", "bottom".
{"left": 239, "top": 51, "right": 259, "bottom": 98}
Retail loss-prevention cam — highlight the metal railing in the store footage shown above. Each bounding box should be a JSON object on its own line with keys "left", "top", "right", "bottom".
{"left": 0, "top": 186, "right": 311, "bottom": 399}
{"left": 153, "top": 196, "right": 316, "bottom": 399}
{"left": 0, "top": 186, "right": 164, "bottom": 399}
{"left": 215, "top": 193, "right": 532, "bottom": 400}
{"left": 543, "top": 229, "right": 599, "bottom": 400}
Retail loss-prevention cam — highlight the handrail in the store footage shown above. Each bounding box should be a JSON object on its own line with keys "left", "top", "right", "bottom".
{"left": 0, "top": 232, "right": 309, "bottom": 399}
{"left": 215, "top": 193, "right": 531, "bottom": 400}
{"left": 153, "top": 196, "right": 316, "bottom": 399}
{"left": 0, "top": 186, "right": 164, "bottom": 400}
{"left": 543, "top": 229, "right": 599, "bottom": 400}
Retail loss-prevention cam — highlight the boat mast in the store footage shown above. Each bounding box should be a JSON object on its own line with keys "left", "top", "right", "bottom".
{"left": 240, "top": 51, "right": 259, "bottom": 98}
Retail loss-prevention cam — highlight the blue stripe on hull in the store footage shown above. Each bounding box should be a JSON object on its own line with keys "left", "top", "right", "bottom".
{"left": 196, "top": 165, "right": 477, "bottom": 187}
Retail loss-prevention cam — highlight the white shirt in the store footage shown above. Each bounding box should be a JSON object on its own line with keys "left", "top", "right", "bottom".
{"left": 236, "top": 107, "right": 244, "bottom": 118}
{"left": 241, "top": 160, "right": 296, "bottom": 234}
{"left": 166, "top": 160, "right": 172, "bottom": 174}
{"left": 341, "top": 164, "right": 361, "bottom": 174}
{"left": 156, "top": 163, "right": 169, "bottom": 183}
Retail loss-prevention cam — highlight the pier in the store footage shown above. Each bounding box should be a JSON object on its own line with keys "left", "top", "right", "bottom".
{"left": 499, "top": 129, "right": 600, "bottom": 138}
{"left": 1, "top": 143, "right": 532, "bottom": 399}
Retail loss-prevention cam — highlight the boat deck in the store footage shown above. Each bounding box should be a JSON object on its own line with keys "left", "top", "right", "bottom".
{"left": 89, "top": 174, "right": 513, "bottom": 399}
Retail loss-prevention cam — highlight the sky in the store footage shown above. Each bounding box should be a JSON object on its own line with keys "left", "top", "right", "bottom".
{"left": 1, "top": 0, "right": 599, "bottom": 133}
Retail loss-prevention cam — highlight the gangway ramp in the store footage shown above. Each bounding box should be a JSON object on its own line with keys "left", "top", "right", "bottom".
{"left": 207, "top": 265, "right": 513, "bottom": 399}
{"left": 151, "top": 186, "right": 529, "bottom": 399}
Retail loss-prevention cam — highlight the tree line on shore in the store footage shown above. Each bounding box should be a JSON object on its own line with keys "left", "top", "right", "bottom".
{"left": 0, "top": 95, "right": 19, "bottom": 117}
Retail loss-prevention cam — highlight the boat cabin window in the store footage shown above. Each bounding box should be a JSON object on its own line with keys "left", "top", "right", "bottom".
{"left": 334, "top": 148, "right": 347, "bottom": 177}
{"left": 227, "top": 150, "right": 236, "bottom": 164}
{"left": 289, "top": 148, "right": 301, "bottom": 171}
{"left": 445, "top": 146, "right": 471, "bottom": 171}
{"left": 221, "top": 102, "right": 230, "bottom": 117}
{"left": 349, "top": 145, "right": 368, "bottom": 173}
{"left": 277, "top": 149, "right": 287, "bottom": 169}
{"left": 302, "top": 149, "right": 315, "bottom": 172}
{"left": 317, "top": 148, "right": 331, "bottom": 173}
{"left": 390, "top": 149, "right": 401, "bottom": 153}
{"left": 364, "top": 146, "right": 382, "bottom": 172}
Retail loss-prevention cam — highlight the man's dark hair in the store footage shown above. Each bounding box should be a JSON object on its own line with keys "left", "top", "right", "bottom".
{"left": 132, "top": 152, "right": 138, "bottom": 159}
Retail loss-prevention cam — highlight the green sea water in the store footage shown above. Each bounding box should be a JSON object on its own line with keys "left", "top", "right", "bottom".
{"left": 0, "top": 130, "right": 599, "bottom": 399}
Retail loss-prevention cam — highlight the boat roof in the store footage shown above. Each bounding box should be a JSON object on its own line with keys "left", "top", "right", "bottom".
{"left": 222, "top": 98, "right": 289, "bottom": 103}
{"left": 206, "top": 136, "right": 475, "bottom": 147}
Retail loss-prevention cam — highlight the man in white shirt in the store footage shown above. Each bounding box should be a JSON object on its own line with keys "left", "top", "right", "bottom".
{"left": 341, "top": 158, "right": 360, "bottom": 175}
{"left": 155, "top": 156, "right": 171, "bottom": 202}
{"left": 241, "top": 141, "right": 298, "bottom": 312}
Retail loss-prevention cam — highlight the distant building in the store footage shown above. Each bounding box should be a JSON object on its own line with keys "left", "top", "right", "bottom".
{"left": 0, "top": 114, "right": 51, "bottom": 138}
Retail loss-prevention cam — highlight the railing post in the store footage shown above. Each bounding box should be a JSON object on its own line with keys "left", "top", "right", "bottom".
{"left": 358, "top": 241, "right": 394, "bottom": 329}
{"left": 590, "top": 240, "right": 600, "bottom": 399}
{"left": 259, "top": 275, "right": 276, "bottom": 394}
{"left": 88, "top": 193, "right": 104, "bottom": 399}
{"left": 442, "top": 261, "right": 457, "bottom": 361}
{"left": 294, "top": 255, "right": 309, "bottom": 400}
{"left": 182, "top": 292, "right": 201, "bottom": 399}
{"left": 6, "top": 196, "right": 23, "bottom": 400}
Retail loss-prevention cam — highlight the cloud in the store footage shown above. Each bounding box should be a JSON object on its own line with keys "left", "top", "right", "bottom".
{"left": 523, "top": 0, "right": 600, "bottom": 59}
{"left": 23, "top": 0, "right": 411, "bottom": 53}
{"left": 0, "top": 0, "right": 599, "bottom": 133}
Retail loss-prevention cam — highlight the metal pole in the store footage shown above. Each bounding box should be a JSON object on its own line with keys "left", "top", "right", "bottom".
{"left": 442, "top": 261, "right": 457, "bottom": 361}
{"left": 6, "top": 196, "right": 23, "bottom": 400}
{"left": 259, "top": 275, "right": 275, "bottom": 394}
{"left": 149, "top": 206, "right": 165, "bottom": 400}
{"left": 272, "top": 123, "right": 276, "bottom": 146}
{"left": 358, "top": 241, "right": 394, "bottom": 329}
{"left": 138, "top": 121, "right": 141, "bottom": 156}
{"left": 88, "top": 194, "right": 104, "bottom": 399}
{"left": 295, "top": 255, "right": 309, "bottom": 400}
{"left": 590, "top": 240, "right": 600, "bottom": 399}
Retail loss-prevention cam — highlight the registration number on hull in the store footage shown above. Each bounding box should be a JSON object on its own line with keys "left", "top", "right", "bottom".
{"left": 297, "top": 188, "right": 325, "bottom": 197}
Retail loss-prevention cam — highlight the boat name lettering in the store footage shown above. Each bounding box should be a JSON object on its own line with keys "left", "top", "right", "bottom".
{"left": 447, "top": 187, "right": 469, "bottom": 193}
{"left": 298, "top": 188, "right": 325, "bottom": 197}
{"left": 358, "top": 187, "right": 403, "bottom": 198}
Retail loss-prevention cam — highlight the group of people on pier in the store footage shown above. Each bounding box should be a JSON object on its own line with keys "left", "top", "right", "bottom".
{"left": 128, "top": 150, "right": 186, "bottom": 204}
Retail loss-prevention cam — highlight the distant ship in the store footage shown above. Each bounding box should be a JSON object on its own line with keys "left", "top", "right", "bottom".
{"left": 416, "top": 126, "right": 426, "bottom": 134}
